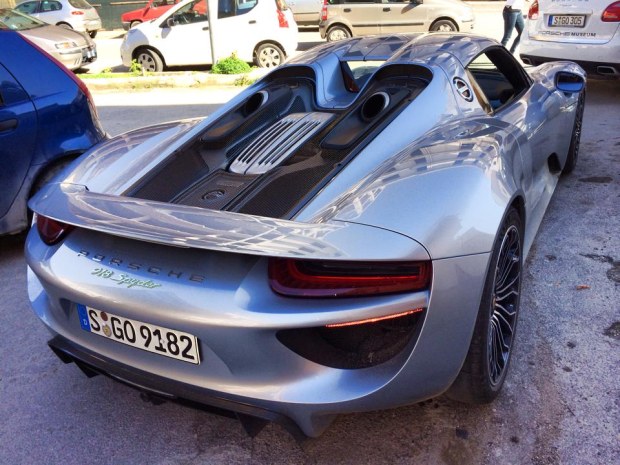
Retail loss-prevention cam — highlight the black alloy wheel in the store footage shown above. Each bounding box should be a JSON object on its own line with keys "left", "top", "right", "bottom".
{"left": 562, "top": 89, "right": 586, "bottom": 175}
{"left": 487, "top": 222, "right": 522, "bottom": 386}
{"left": 447, "top": 207, "right": 523, "bottom": 403}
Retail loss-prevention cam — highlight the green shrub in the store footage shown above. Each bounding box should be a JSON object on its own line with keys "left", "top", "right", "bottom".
{"left": 211, "top": 53, "right": 251, "bottom": 75}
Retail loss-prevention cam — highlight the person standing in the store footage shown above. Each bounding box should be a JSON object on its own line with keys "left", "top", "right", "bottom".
{"left": 501, "top": 0, "right": 527, "bottom": 54}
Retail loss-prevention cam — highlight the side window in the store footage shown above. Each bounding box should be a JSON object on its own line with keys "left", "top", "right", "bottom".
{"left": 170, "top": 0, "right": 208, "bottom": 24}
{"left": 15, "top": 1, "right": 40, "bottom": 14}
{"left": 466, "top": 47, "right": 531, "bottom": 113}
{"left": 218, "top": 0, "right": 257, "bottom": 18}
{"left": 41, "top": 1, "right": 62, "bottom": 12}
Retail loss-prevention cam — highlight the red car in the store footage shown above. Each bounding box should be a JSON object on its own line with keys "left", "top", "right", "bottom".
{"left": 121, "top": 0, "right": 180, "bottom": 30}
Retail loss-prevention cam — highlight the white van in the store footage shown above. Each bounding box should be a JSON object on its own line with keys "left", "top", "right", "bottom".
{"left": 120, "top": 0, "right": 298, "bottom": 71}
{"left": 520, "top": 0, "right": 620, "bottom": 77}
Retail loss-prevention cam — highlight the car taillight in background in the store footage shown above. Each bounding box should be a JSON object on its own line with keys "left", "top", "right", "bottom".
{"left": 71, "top": 11, "right": 85, "bottom": 15}
{"left": 269, "top": 258, "right": 431, "bottom": 298}
{"left": 36, "top": 215, "right": 74, "bottom": 245}
{"left": 528, "top": 0, "right": 539, "bottom": 20}
{"left": 320, "top": 0, "right": 328, "bottom": 22}
{"left": 602, "top": 1, "right": 620, "bottom": 21}
{"left": 277, "top": 9, "right": 289, "bottom": 27}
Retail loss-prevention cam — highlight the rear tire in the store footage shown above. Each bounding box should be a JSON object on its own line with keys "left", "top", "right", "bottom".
{"left": 57, "top": 22, "right": 73, "bottom": 29}
{"left": 447, "top": 208, "right": 523, "bottom": 403}
{"left": 326, "top": 25, "right": 351, "bottom": 42}
{"left": 135, "top": 49, "right": 164, "bottom": 72}
{"left": 88, "top": 30, "right": 97, "bottom": 38}
{"left": 254, "top": 43, "right": 285, "bottom": 68}
{"left": 562, "top": 89, "right": 585, "bottom": 175}
{"left": 430, "top": 19, "right": 458, "bottom": 32}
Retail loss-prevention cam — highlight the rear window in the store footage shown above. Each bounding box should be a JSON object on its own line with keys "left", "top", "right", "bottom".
{"left": 69, "top": 0, "right": 94, "bottom": 9}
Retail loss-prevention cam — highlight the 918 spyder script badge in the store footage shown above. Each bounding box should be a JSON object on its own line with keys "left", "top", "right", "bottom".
{"left": 91, "top": 267, "right": 162, "bottom": 289}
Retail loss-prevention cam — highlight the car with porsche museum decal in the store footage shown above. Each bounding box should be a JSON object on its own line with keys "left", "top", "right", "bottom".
{"left": 25, "top": 33, "right": 586, "bottom": 437}
{"left": 520, "top": 0, "right": 620, "bottom": 77}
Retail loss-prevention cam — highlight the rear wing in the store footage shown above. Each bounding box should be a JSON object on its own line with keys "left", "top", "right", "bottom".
{"left": 29, "top": 182, "right": 429, "bottom": 261}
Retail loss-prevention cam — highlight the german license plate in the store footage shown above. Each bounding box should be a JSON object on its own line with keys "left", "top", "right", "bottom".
{"left": 549, "top": 15, "right": 585, "bottom": 27}
{"left": 77, "top": 304, "right": 200, "bottom": 364}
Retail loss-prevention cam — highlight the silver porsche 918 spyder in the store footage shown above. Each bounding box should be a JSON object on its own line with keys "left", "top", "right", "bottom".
{"left": 26, "top": 33, "right": 586, "bottom": 437}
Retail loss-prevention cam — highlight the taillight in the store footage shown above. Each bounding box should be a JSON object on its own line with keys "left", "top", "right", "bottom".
{"left": 71, "top": 10, "right": 85, "bottom": 15}
{"left": 602, "top": 1, "right": 620, "bottom": 21}
{"left": 36, "top": 215, "right": 74, "bottom": 245}
{"left": 269, "top": 259, "right": 431, "bottom": 298}
{"left": 277, "top": 9, "right": 289, "bottom": 28}
{"left": 528, "top": 0, "right": 539, "bottom": 20}
{"left": 320, "top": 0, "right": 328, "bottom": 22}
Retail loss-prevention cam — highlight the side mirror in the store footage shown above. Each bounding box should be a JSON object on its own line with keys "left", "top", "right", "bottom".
{"left": 166, "top": 16, "right": 176, "bottom": 28}
{"left": 411, "top": 0, "right": 423, "bottom": 4}
{"left": 555, "top": 71, "right": 585, "bottom": 93}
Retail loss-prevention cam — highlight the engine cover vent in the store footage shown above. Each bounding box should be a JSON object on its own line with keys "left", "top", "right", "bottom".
{"left": 229, "top": 112, "right": 333, "bottom": 175}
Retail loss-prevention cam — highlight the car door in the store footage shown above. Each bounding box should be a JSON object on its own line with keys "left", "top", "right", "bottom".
{"left": 466, "top": 47, "right": 567, "bottom": 224}
{"left": 0, "top": 63, "right": 37, "bottom": 219}
{"left": 156, "top": 0, "right": 212, "bottom": 65}
{"left": 338, "top": 0, "right": 381, "bottom": 36}
{"left": 379, "top": 0, "right": 426, "bottom": 34}
{"left": 38, "top": 0, "right": 65, "bottom": 26}
{"left": 213, "top": 0, "right": 261, "bottom": 62}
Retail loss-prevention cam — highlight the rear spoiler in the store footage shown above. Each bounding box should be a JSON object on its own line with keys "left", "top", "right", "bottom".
{"left": 29, "top": 182, "right": 429, "bottom": 261}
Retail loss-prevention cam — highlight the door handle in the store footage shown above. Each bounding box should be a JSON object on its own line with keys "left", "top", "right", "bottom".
{"left": 248, "top": 20, "right": 256, "bottom": 24}
{"left": 343, "top": 8, "right": 351, "bottom": 12}
{"left": 0, "top": 118, "right": 17, "bottom": 133}
{"left": 202, "top": 26, "right": 209, "bottom": 30}
{"left": 383, "top": 7, "right": 390, "bottom": 11}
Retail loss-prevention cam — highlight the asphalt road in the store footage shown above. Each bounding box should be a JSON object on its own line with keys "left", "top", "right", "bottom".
{"left": 0, "top": 71, "right": 618, "bottom": 464}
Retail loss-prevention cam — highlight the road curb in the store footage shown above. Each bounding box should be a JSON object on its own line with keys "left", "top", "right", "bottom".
{"left": 81, "top": 68, "right": 269, "bottom": 91}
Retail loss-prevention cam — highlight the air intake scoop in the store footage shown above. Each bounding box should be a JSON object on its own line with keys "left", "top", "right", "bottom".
{"left": 229, "top": 112, "right": 334, "bottom": 175}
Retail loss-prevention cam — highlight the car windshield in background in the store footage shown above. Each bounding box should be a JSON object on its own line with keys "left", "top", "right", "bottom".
{"left": 69, "top": 0, "right": 95, "bottom": 9}
{"left": 0, "top": 9, "right": 46, "bottom": 30}
{"left": 342, "top": 60, "right": 384, "bottom": 90}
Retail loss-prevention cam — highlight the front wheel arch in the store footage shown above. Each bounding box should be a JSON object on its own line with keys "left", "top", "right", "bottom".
{"left": 446, "top": 205, "right": 524, "bottom": 403}
{"left": 253, "top": 41, "right": 286, "bottom": 68}
{"left": 326, "top": 24, "right": 352, "bottom": 42}
{"left": 133, "top": 47, "right": 166, "bottom": 72}
{"left": 429, "top": 18, "right": 459, "bottom": 32}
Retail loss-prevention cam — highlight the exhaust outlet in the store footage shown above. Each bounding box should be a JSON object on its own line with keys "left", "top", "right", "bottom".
{"left": 243, "top": 90, "right": 268, "bottom": 116}
{"left": 597, "top": 65, "right": 618, "bottom": 75}
{"left": 361, "top": 91, "right": 390, "bottom": 121}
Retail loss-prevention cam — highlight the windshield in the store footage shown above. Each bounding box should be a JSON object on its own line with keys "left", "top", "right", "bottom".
{"left": 341, "top": 60, "right": 384, "bottom": 91}
{"left": 0, "top": 9, "right": 45, "bottom": 31}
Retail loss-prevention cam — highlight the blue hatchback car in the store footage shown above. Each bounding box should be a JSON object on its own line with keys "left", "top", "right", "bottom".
{"left": 0, "top": 29, "right": 106, "bottom": 235}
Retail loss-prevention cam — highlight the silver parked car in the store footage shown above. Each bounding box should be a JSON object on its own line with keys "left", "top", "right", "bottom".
{"left": 15, "top": 0, "right": 101, "bottom": 37}
{"left": 26, "top": 33, "right": 585, "bottom": 437}
{"left": 319, "top": 0, "right": 475, "bottom": 41}
{"left": 287, "top": 0, "right": 322, "bottom": 26}
{"left": 0, "top": 8, "right": 96, "bottom": 69}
